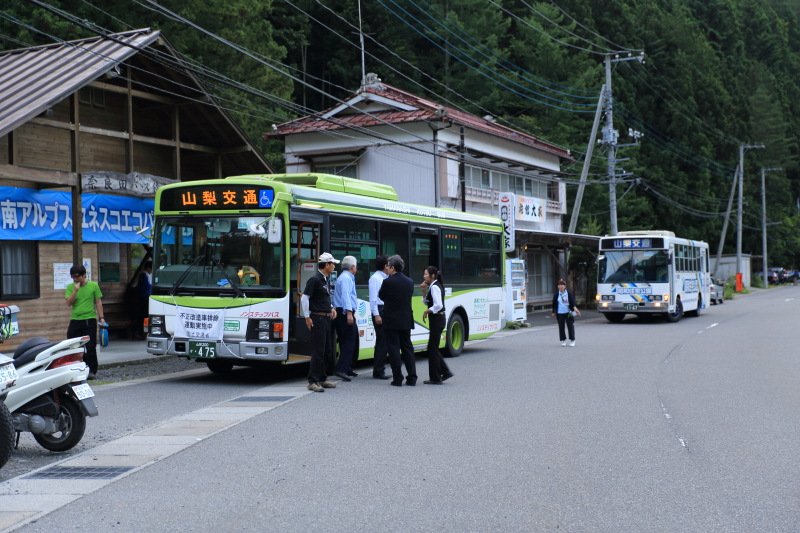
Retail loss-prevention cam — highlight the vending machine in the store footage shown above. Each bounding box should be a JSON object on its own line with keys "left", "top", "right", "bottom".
{"left": 505, "top": 259, "right": 527, "bottom": 323}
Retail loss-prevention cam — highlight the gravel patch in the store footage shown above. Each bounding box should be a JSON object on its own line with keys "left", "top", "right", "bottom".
{"left": 94, "top": 356, "right": 202, "bottom": 384}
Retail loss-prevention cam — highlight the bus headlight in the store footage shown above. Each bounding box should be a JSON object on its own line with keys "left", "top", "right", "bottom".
{"left": 651, "top": 295, "right": 662, "bottom": 301}
{"left": 258, "top": 320, "right": 270, "bottom": 329}
{"left": 601, "top": 302, "right": 609, "bottom": 307}
{"left": 601, "top": 295, "right": 615, "bottom": 301}
{"left": 151, "top": 326, "right": 163, "bottom": 336}
{"left": 258, "top": 331, "right": 270, "bottom": 340}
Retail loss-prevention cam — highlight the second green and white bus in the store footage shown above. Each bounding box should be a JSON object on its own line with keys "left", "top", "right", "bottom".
{"left": 596, "top": 230, "right": 711, "bottom": 323}
{"left": 145, "top": 173, "right": 505, "bottom": 372}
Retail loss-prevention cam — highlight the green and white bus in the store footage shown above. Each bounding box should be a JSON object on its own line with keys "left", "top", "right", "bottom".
{"left": 146, "top": 173, "right": 505, "bottom": 373}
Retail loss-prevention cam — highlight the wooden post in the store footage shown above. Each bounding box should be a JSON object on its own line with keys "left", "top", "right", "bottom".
{"left": 126, "top": 73, "right": 134, "bottom": 173}
{"left": 172, "top": 105, "right": 181, "bottom": 181}
{"left": 70, "top": 93, "right": 82, "bottom": 266}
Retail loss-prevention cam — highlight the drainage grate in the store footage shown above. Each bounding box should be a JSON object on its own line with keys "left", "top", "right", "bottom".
{"left": 230, "top": 396, "right": 294, "bottom": 402}
{"left": 26, "top": 466, "right": 134, "bottom": 480}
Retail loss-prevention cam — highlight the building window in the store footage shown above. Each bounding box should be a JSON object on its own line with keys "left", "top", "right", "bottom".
{"left": 315, "top": 163, "right": 357, "bottom": 180}
{"left": 0, "top": 241, "right": 38, "bottom": 299}
{"left": 527, "top": 250, "right": 555, "bottom": 299}
{"left": 464, "top": 165, "right": 553, "bottom": 199}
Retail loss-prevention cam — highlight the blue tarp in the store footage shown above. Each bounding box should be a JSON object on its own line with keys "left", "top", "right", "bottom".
{"left": 0, "top": 187, "right": 154, "bottom": 243}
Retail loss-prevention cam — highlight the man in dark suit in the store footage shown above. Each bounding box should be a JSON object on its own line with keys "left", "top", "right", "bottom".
{"left": 378, "top": 255, "right": 417, "bottom": 386}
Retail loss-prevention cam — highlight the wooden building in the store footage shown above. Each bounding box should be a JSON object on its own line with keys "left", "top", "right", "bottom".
{"left": 0, "top": 29, "right": 272, "bottom": 349}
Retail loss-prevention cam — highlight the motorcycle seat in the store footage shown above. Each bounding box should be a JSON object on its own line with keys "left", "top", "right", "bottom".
{"left": 13, "top": 337, "right": 60, "bottom": 368}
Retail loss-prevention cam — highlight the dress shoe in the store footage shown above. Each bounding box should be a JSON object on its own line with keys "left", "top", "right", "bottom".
{"left": 373, "top": 374, "right": 391, "bottom": 380}
{"left": 441, "top": 372, "right": 454, "bottom": 381}
{"left": 87, "top": 373, "right": 97, "bottom": 381}
{"left": 333, "top": 371, "right": 351, "bottom": 382}
{"left": 390, "top": 381, "right": 403, "bottom": 387}
{"left": 405, "top": 380, "right": 416, "bottom": 386}
{"left": 423, "top": 380, "right": 443, "bottom": 385}
{"left": 346, "top": 371, "right": 359, "bottom": 377}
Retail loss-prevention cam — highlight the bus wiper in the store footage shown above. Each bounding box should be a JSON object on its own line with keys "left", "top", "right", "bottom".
{"left": 208, "top": 255, "right": 244, "bottom": 298}
{"left": 169, "top": 254, "right": 205, "bottom": 296}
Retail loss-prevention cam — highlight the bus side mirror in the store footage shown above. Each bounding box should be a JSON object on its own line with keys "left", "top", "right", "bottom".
{"left": 267, "top": 218, "right": 282, "bottom": 244}
{"left": 596, "top": 255, "right": 605, "bottom": 263}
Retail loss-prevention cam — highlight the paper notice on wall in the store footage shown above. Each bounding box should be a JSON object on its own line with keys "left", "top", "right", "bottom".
{"left": 174, "top": 307, "right": 225, "bottom": 341}
{"left": 54, "top": 259, "right": 92, "bottom": 289}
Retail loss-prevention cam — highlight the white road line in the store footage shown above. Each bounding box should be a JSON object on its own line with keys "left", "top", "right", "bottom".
{"left": 706, "top": 323, "right": 718, "bottom": 329}
{"left": 786, "top": 298, "right": 793, "bottom": 302}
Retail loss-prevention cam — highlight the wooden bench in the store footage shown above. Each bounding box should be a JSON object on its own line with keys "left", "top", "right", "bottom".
{"left": 101, "top": 301, "right": 135, "bottom": 339}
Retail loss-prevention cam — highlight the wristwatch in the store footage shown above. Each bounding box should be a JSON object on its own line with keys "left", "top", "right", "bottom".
{"left": 99, "top": 317, "right": 105, "bottom": 320}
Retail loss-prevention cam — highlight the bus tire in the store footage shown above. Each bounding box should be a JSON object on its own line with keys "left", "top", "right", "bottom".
{"left": 664, "top": 299, "right": 683, "bottom": 323}
{"left": 207, "top": 359, "right": 234, "bottom": 373}
{"left": 442, "top": 313, "right": 466, "bottom": 358}
{"left": 686, "top": 297, "right": 702, "bottom": 317}
{"left": 604, "top": 313, "right": 625, "bottom": 323}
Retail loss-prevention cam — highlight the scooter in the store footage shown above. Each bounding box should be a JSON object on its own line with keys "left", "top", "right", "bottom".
{"left": 4, "top": 336, "right": 99, "bottom": 452}
{"left": 0, "top": 355, "right": 19, "bottom": 468}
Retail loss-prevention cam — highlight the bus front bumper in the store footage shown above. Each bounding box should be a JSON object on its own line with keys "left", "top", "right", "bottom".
{"left": 597, "top": 302, "right": 670, "bottom": 313}
{"left": 146, "top": 337, "right": 289, "bottom": 362}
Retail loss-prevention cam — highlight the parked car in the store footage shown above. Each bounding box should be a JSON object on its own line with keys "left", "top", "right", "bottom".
{"left": 766, "top": 267, "right": 784, "bottom": 284}
{"left": 710, "top": 278, "right": 724, "bottom": 304}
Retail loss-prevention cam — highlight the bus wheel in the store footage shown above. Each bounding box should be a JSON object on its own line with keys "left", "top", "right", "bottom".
{"left": 443, "top": 314, "right": 465, "bottom": 357}
{"left": 664, "top": 299, "right": 683, "bottom": 323}
{"left": 605, "top": 313, "right": 625, "bottom": 323}
{"left": 686, "top": 297, "right": 702, "bottom": 317}
{"left": 207, "top": 359, "right": 234, "bottom": 373}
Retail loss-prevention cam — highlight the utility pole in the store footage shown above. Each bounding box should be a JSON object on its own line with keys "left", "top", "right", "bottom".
{"left": 736, "top": 143, "right": 765, "bottom": 279}
{"left": 713, "top": 167, "right": 738, "bottom": 279}
{"left": 357, "top": 0, "right": 366, "bottom": 86}
{"left": 568, "top": 85, "right": 605, "bottom": 235}
{"left": 761, "top": 166, "right": 781, "bottom": 288}
{"left": 459, "top": 126, "right": 466, "bottom": 213}
{"left": 600, "top": 53, "right": 644, "bottom": 235}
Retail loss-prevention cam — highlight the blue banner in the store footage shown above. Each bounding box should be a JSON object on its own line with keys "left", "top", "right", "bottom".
{"left": 0, "top": 187, "right": 153, "bottom": 243}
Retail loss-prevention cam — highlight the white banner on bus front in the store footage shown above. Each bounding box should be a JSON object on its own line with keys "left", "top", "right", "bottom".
{"left": 174, "top": 307, "right": 225, "bottom": 341}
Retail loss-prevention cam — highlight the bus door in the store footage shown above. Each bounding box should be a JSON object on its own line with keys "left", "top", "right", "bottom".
{"left": 289, "top": 218, "right": 321, "bottom": 356}
{"left": 410, "top": 226, "right": 439, "bottom": 340}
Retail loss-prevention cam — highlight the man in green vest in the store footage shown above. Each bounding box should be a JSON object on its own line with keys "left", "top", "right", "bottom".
{"left": 65, "top": 265, "right": 106, "bottom": 380}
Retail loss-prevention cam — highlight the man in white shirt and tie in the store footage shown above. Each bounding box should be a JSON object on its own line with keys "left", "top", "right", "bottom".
{"left": 369, "top": 254, "right": 391, "bottom": 379}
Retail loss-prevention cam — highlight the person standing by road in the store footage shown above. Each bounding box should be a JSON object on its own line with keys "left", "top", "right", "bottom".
{"left": 379, "top": 255, "right": 417, "bottom": 386}
{"left": 551, "top": 279, "right": 581, "bottom": 347}
{"left": 301, "top": 253, "right": 339, "bottom": 393}
{"left": 136, "top": 260, "right": 152, "bottom": 340}
{"left": 421, "top": 266, "right": 453, "bottom": 384}
{"left": 65, "top": 265, "right": 105, "bottom": 380}
{"left": 333, "top": 256, "right": 359, "bottom": 381}
{"left": 369, "top": 254, "right": 391, "bottom": 379}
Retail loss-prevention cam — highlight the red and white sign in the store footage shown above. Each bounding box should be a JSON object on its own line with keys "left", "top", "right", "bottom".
{"left": 498, "top": 192, "right": 515, "bottom": 252}
{"left": 516, "top": 195, "right": 546, "bottom": 223}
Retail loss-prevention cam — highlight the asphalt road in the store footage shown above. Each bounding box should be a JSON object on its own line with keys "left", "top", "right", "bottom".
{"left": 12, "top": 286, "right": 800, "bottom": 532}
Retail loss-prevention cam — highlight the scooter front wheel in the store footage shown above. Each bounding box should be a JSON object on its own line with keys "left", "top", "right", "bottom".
{"left": 0, "top": 400, "right": 14, "bottom": 468}
{"left": 34, "top": 395, "right": 86, "bottom": 452}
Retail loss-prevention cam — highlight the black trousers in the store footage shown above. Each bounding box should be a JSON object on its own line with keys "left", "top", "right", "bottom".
{"left": 67, "top": 318, "right": 98, "bottom": 374}
{"left": 372, "top": 306, "right": 388, "bottom": 376}
{"left": 334, "top": 308, "right": 357, "bottom": 374}
{"left": 385, "top": 328, "right": 417, "bottom": 384}
{"left": 556, "top": 313, "right": 575, "bottom": 341}
{"left": 426, "top": 313, "right": 450, "bottom": 381}
{"left": 308, "top": 314, "right": 334, "bottom": 383}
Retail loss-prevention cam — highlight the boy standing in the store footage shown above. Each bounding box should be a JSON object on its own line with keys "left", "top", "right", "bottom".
{"left": 65, "top": 265, "right": 105, "bottom": 380}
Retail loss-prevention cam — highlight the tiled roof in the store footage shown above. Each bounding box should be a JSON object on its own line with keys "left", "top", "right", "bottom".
{"left": 268, "top": 82, "right": 571, "bottom": 160}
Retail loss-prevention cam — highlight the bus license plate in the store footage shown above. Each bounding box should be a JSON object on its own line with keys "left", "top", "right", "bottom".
{"left": 623, "top": 303, "right": 639, "bottom": 311}
{"left": 189, "top": 341, "right": 216, "bottom": 358}
{"left": 72, "top": 383, "right": 95, "bottom": 400}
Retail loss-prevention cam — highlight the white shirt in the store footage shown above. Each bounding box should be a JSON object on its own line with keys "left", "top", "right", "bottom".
{"left": 369, "top": 270, "right": 388, "bottom": 316}
{"left": 424, "top": 283, "right": 444, "bottom": 314}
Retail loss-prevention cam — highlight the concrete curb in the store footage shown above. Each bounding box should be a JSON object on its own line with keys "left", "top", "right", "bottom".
{"left": 98, "top": 354, "right": 176, "bottom": 370}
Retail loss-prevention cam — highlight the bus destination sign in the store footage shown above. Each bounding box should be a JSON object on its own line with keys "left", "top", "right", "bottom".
{"left": 601, "top": 237, "right": 664, "bottom": 250}
{"left": 160, "top": 185, "right": 274, "bottom": 212}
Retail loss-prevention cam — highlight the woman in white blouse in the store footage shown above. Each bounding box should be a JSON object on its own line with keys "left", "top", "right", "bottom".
{"left": 421, "top": 266, "right": 453, "bottom": 384}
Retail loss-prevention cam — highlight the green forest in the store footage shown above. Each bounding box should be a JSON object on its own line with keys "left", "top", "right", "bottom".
{"left": 2, "top": 0, "right": 799, "bottom": 269}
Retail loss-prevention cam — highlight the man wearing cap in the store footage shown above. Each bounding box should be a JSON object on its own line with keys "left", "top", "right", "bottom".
{"left": 301, "top": 253, "right": 339, "bottom": 393}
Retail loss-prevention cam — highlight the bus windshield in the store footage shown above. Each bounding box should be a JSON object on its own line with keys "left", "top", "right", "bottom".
{"left": 152, "top": 216, "right": 284, "bottom": 294}
{"left": 598, "top": 250, "right": 669, "bottom": 283}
